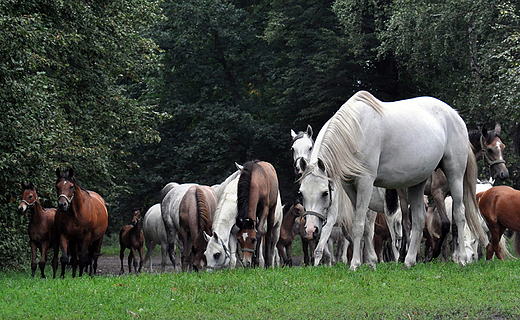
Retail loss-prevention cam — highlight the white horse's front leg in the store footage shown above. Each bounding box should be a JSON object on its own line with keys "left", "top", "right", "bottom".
{"left": 229, "top": 234, "right": 238, "bottom": 269}
{"left": 349, "top": 184, "right": 373, "bottom": 271}
{"left": 314, "top": 216, "right": 335, "bottom": 266}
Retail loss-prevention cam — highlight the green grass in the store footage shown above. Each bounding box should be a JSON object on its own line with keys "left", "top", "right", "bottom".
{"left": 1, "top": 258, "right": 520, "bottom": 319}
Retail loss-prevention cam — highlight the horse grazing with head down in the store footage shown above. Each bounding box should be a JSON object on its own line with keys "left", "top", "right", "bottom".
{"left": 119, "top": 208, "right": 144, "bottom": 274}
{"left": 55, "top": 168, "right": 108, "bottom": 277}
{"left": 178, "top": 185, "right": 218, "bottom": 271}
{"left": 237, "top": 160, "right": 281, "bottom": 267}
{"left": 18, "top": 182, "right": 59, "bottom": 278}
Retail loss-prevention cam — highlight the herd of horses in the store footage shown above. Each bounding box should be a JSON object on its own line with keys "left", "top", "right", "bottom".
{"left": 18, "top": 91, "right": 520, "bottom": 278}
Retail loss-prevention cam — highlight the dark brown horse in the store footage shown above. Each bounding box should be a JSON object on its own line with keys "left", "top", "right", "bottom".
{"left": 297, "top": 215, "right": 317, "bottom": 266}
{"left": 399, "top": 123, "right": 509, "bottom": 262}
{"left": 18, "top": 182, "right": 59, "bottom": 278}
{"left": 237, "top": 160, "right": 280, "bottom": 267}
{"left": 55, "top": 168, "right": 108, "bottom": 277}
{"left": 178, "top": 185, "right": 217, "bottom": 271}
{"left": 119, "top": 208, "right": 144, "bottom": 274}
{"left": 276, "top": 202, "right": 304, "bottom": 266}
{"left": 478, "top": 186, "right": 520, "bottom": 260}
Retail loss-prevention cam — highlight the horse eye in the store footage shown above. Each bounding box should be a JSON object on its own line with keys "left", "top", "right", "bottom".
{"left": 309, "top": 147, "right": 313, "bottom": 151}
{"left": 214, "top": 252, "right": 221, "bottom": 260}
{"left": 487, "top": 148, "right": 493, "bottom": 154}
{"left": 251, "top": 237, "right": 257, "bottom": 244}
{"left": 322, "top": 191, "right": 329, "bottom": 198}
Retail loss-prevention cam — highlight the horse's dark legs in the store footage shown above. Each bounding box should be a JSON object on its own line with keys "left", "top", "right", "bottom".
{"left": 38, "top": 242, "right": 50, "bottom": 278}
{"left": 276, "top": 242, "right": 287, "bottom": 266}
{"left": 30, "top": 242, "right": 38, "bottom": 277}
{"left": 119, "top": 246, "right": 126, "bottom": 275}
{"left": 302, "top": 238, "right": 310, "bottom": 266}
{"left": 137, "top": 246, "right": 143, "bottom": 273}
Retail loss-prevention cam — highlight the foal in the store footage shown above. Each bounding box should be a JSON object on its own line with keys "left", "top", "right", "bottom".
{"left": 276, "top": 202, "right": 304, "bottom": 266}
{"left": 119, "top": 208, "right": 144, "bottom": 274}
{"left": 18, "top": 182, "right": 59, "bottom": 278}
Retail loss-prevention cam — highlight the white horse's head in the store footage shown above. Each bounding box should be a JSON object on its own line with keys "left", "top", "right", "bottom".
{"left": 291, "top": 125, "right": 314, "bottom": 175}
{"left": 298, "top": 158, "right": 332, "bottom": 240}
{"left": 203, "top": 231, "right": 231, "bottom": 271}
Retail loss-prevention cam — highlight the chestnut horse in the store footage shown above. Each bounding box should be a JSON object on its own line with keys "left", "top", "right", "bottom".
{"left": 277, "top": 202, "right": 304, "bottom": 266}
{"left": 18, "top": 182, "right": 59, "bottom": 278}
{"left": 119, "top": 207, "right": 144, "bottom": 274}
{"left": 478, "top": 186, "right": 520, "bottom": 260}
{"left": 178, "top": 185, "right": 218, "bottom": 271}
{"left": 55, "top": 168, "right": 108, "bottom": 277}
{"left": 237, "top": 160, "right": 280, "bottom": 267}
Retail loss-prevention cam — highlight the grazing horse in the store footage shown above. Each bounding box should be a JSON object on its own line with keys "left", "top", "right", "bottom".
{"left": 178, "top": 185, "right": 218, "bottom": 271}
{"left": 55, "top": 168, "right": 108, "bottom": 277}
{"left": 299, "top": 91, "right": 487, "bottom": 270}
{"left": 119, "top": 208, "right": 144, "bottom": 274}
{"left": 142, "top": 203, "right": 174, "bottom": 272}
{"left": 236, "top": 160, "right": 280, "bottom": 267}
{"left": 478, "top": 186, "right": 520, "bottom": 260}
{"left": 277, "top": 202, "right": 304, "bottom": 266}
{"left": 18, "top": 182, "right": 59, "bottom": 278}
{"left": 161, "top": 169, "right": 241, "bottom": 271}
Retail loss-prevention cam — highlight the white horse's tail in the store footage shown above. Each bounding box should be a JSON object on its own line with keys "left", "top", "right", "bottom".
{"left": 500, "top": 235, "right": 515, "bottom": 260}
{"left": 463, "top": 143, "right": 489, "bottom": 246}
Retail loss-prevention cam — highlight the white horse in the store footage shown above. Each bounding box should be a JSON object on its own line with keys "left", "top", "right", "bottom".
{"left": 299, "top": 91, "right": 487, "bottom": 270}
{"left": 142, "top": 203, "right": 173, "bottom": 272}
{"left": 160, "top": 169, "right": 241, "bottom": 270}
{"left": 292, "top": 125, "right": 402, "bottom": 264}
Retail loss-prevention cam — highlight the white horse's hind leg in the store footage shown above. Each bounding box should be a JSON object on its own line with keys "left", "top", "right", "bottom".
{"left": 404, "top": 183, "right": 427, "bottom": 268}
{"left": 449, "top": 183, "right": 468, "bottom": 265}
{"left": 364, "top": 210, "right": 378, "bottom": 268}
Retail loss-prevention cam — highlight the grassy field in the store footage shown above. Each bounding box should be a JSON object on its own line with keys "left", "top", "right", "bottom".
{"left": 1, "top": 255, "right": 520, "bottom": 319}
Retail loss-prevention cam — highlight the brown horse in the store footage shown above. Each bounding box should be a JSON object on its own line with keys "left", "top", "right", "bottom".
{"left": 478, "top": 186, "right": 520, "bottom": 260}
{"left": 276, "top": 202, "right": 304, "bottom": 266}
{"left": 237, "top": 160, "right": 279, "bottom": 267}
{"left": 18, "top": 182, "right": 59, "bottom": 278}
{"left": 119, "top": 208, "right": 144, "bottom": 274}
{"left": 178, "top": 185, "right": 217, "bottom": 271}
{"left": 55, "top": 168, "right": 108, "bottom": 277}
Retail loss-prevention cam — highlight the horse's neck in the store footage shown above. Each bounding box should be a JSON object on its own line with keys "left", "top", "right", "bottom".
{"left": 71, "top": 186, "right": 88, "bottom": 215}
{"left": 310, "top": 119, "right": 331, "bottom": 163}
{"left": 29, "top": 201, "right": 45, "bottom": 224}
{"left": 212, "top": 170, "right": 241, "bottom": 200}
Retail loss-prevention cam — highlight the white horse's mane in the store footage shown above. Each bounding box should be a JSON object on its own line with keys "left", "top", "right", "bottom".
{"left": 211, "top": 169, "right": 241, "bottom": 200}
{"left": 212, "top": 176, "right": 239, "bottom": 235}
{"left": 318, "top": 91, "right": 385, "bottom": 181}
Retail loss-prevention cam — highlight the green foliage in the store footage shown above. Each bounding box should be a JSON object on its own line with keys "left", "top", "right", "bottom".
{"left": 0, "top": 0, "right": 162, "bottom": 271}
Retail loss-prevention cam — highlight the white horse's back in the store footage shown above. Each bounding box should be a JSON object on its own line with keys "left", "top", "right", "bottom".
{"left": 143, "top": 203, "right": 170, "bottom": 272}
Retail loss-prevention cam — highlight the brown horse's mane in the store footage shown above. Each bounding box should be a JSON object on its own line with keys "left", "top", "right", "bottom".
{"left": 237, "top": 160, "right": 261, "bottom": 229}
{"left": 195, "top": 187, "right": 211, "bottom": 233}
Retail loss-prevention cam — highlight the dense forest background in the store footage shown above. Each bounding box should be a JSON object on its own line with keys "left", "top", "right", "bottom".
{"left": 2, "top": 0, "right": 520, "bottom": 270}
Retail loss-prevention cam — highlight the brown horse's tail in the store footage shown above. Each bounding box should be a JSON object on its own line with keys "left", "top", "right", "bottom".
{"left": 512, "top": 232, "right": 520, "bottom": 257}
{"left": 195, "top": 186, "right": 211, "bottom": 235}
{"left": 463, "top": 143, "right": 489, "bottom": 247}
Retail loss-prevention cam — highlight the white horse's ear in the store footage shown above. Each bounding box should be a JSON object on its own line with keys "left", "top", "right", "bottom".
{"left": 495, "top": 123, "right": 501, "bottom": 135}
{"left": 317, "top": 158, "right": 326, "bottom": 173}
{"left": 306, "top": 124, "right": 313, "bottom": 138}
{"left": 235, "top": 162, "right": 243, "bottom": 171}
{"left": 203, "top": 231, "right": 211, "bottom": 242}
{"left": 291, "top": 129, "right": 297, "bottom": 139}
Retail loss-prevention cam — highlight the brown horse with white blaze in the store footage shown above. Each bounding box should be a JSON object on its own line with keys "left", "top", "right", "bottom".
{"left": 119, "top": 208, "right": 144, "bottom": 274}
{"left": 18, "top": 182, "right": 59, "bottom": 278}
{"left": 237, "top": 160, "right": 279, "bottom": 267}
{"left": 55, "top": 168, "right": 108, "bottom": 277}
{"left": 179, "top": 185, "right": 218, "bottom": 271}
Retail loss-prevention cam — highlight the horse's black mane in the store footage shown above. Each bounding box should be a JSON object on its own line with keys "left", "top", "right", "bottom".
{"left": 237, "top": 160, "right": 260, "bottom": 229}
{"left": 468, "top": 127, "right": 501, "bottom": 151}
